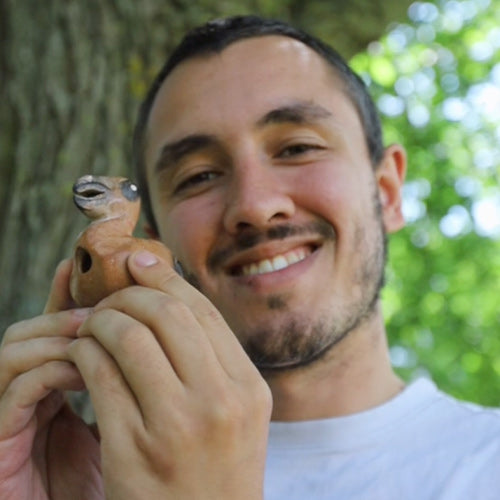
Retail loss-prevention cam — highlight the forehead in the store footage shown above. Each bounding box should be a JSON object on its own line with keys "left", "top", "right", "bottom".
{"left": 146, "top": 36, "right": 360, "bottom": 153}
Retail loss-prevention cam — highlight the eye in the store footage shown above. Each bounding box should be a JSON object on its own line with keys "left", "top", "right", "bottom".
{"left": 278, "top": 143, "right": 325, "bottom": 158}
{"left": 120, "top": 180, "right": 140, "bottom": 202}
{"left": 175, "top": 170, "right": 220, "bottom": 193}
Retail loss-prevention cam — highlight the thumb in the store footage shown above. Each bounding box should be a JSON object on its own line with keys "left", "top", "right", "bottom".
{"left": 127, "top": 249, "right": 182, "bottom": 293}
{"left": 127, "top": 250, "right": 207, "bottom": 310}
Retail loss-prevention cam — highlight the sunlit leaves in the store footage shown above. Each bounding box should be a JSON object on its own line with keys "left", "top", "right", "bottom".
{"left": 352, "top": 0, "right": 500, "bottom": 404}
{"left": 369, "top": 56, "right": 398, "bottom": 86}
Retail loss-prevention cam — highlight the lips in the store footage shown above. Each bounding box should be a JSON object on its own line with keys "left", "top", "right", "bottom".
{"left": 73, "top": 178, "right": 109, "bottom": 211}
{"left": 228, "top": 244, "right": 317, "bottom": 277}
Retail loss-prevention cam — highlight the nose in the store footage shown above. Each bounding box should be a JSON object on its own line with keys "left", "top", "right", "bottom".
{"left": 222, "top": 155, "right": 295, "bottom": 234}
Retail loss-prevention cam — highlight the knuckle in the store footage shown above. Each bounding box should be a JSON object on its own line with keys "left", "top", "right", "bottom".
{"left": 0, "top": 341, "right": 14, "bottom": 365}
{"left": 253, "top": 377, "right": 273, "bottom": 406}
{"left": 151, "top": 294, "right": 176, "bottom": 314}
{"left": 132, "top": 431, "right": 177, "bottom": 479}
{"left": 114, "top": 322, "right": 148, "bottom": 354}
{"left": 155, "top": 268, "right": 179, "bottom": 292}
{"left": 92, "top": 362, "right": 118, "bottom": 388}
{"left": 0, "top": 344, "right": 18, "bottom": 380}
{"left": 204, "top": 386, "right": 248, "bottom": 431}
{"left": 216, "top": 382, "right": 272, "bottom": 430}
{"left": 255, "top": 383, "right": 273, "bottom": 417}
{"left": 1, "top": 376, "right": 20, "bottom": 404}
{"left": 199, "top": 304, "right": 226, "bottom": 325}
{"left": 5, "top": 367, "right": 36, "bottom": 396}
{"left": 105, "top": 285, "right": 140, "bottom": 303}
{"left": 1, "top": 321, "right": 25, "bottom": 346}
{"left": 154, "top": 295, "right": 193, "bottom": 323}
{"left": 0, "top": 343, "right": 33, "bottom": 395}
{"left": 72, "top": 340, "right": 120, "bottom": 388}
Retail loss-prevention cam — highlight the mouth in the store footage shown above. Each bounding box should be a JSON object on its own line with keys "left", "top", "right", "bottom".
{"left": 73, "top": 182, "right": 107, "bottom": 199}
{"left": 229, "top": 244, "right": 318, "bottom": 277}
{"left": 73, "top": 179, "right": 109, "bottom": 210}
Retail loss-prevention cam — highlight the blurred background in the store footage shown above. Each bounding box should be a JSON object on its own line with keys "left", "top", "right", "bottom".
{"left": 1, "top": 0, "right": 499, "bottom": 407}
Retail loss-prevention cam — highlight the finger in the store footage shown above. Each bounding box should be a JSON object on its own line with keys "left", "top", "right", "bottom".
{"left": 68, "top": 336, "right": 143, "bottom": 442}
{"left": 76, "top": 307, "right": 185, "bottom": 414}
{"left": 0, "top": 308, "right": 92, "bottom": 397}
{"left": 126, "top": 251, "right": 256, "bottom": 380}
{"left": 35, "top": 390, "right": 66, "bottom": 430}
{"left": 0, "top": 361, "right": 84, "bottom": 439}
{"left": 1, "top": 308, "right": 92, "bottom": 346}
{"left": 0, "top": 336, "right": 78, "bottom": 395}
{"left": 44, "top": 258, "right": 76, "bottom": 313}
{"left": 93, "top": 285, "right": 229, "bottom": 386}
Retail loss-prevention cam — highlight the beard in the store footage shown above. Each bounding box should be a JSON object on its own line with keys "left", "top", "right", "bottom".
{"left": 181, "top": 186, "right": 387, "bottom": 372}
{"left": 244, "top": 220, "right": 387, "bottom": 371}
{"left": 243, "top": 230, "right": 386, "bottom": 371}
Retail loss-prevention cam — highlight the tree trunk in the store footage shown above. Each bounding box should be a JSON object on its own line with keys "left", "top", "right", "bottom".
{"left": 0, "top": 0, "right": 413, "bottom": 333}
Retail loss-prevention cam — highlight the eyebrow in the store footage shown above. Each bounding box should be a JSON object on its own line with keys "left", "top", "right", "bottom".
{"left": 154, "top": 134, "right": 217, "bottom": 174}
{"left": 256, "top": 101, "right": 333, "bottom": 127}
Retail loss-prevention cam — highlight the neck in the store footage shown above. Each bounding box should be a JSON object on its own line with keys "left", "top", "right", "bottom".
{"left": 263, "top": 307, "right": 404, "bottom": 421}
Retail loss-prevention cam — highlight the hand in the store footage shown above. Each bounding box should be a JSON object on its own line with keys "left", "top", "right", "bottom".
{"left": 69, "top": 250, "right": 272, "bottom": 500}
{"left": 0, "top": 259, "right": 104, "bottom": 500}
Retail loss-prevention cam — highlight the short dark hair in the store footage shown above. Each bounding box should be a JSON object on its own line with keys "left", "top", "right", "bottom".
{"left": 133, "top": 15, "right": 384, "bottom": 231}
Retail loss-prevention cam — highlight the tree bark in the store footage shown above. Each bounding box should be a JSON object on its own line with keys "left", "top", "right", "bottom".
{"left": 0, "top": 0, "right": 413, "bottom": 333}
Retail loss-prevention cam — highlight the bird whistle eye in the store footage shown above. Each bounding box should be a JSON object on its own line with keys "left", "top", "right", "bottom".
{"left": 120, "top": 180, "right": 139, "bottom": 202}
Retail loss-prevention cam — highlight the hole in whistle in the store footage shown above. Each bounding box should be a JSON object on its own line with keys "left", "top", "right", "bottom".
{"left": 76, "top": 247, "right": 92, "bottom": 273}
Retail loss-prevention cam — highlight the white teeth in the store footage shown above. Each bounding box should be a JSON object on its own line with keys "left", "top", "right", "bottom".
{"left": 241, "top": 248, "right": 309, "bottom": 276}
{"left": 260, "top": 260, "right": 274, "bottom": 273}
{"left": 272, "top": 255, "right": 288, "bottom": 271}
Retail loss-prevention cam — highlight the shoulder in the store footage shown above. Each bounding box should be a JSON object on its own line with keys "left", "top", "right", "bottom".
{"left": 403, "top": 378, "right": 500, "bottom": 449}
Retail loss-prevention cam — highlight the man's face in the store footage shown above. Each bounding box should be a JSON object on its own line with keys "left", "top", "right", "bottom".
{"left": 144, "top": 36, "right": 398, "bottom": 370}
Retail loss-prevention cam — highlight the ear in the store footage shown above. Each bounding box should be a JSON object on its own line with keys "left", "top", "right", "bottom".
{"left": 143, "top": 222, "right": 160, "bottom": 240}
{"left": 375, "top": 144, "right": 407, "bottom": 234}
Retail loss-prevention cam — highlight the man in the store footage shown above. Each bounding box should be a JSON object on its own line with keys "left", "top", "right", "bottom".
{"left": 1, "top": 15, "right": 499, "bottom": 500}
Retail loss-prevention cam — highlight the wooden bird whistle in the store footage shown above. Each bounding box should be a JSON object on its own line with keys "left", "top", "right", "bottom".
{"left": 70, "top": 175, "right": 172, "bottom": 307}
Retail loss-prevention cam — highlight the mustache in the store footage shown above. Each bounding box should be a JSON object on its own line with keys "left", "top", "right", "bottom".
{"left": 207, "top": 219, "right": 336, "bottom": 271}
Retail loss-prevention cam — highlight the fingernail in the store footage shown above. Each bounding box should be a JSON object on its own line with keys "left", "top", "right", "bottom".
{"left": 73, "top": 307, "right": 93, "bottom": 319}
{"left": 133, "top": 250, "right": 159, "bottom": 267}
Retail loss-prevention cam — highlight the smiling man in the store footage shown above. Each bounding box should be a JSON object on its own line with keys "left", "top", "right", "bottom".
{"left": 134, "top": 25, "right": 409, "bottom": 426}
{"left": 1, "top": 15, "right": 500, "bottom": 500}
{"left": 141, "top": 34, "right": 402, "bottom": 377}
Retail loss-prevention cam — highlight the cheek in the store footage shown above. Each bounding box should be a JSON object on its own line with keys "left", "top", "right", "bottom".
{"left": 292, "top": 163, "right": 377, "bottom": 259}
{"left": 291, "top": 164, "right": 354, "bottom": 220}
{"left": 157, "top": 200, "right": 220, "bottom": 267}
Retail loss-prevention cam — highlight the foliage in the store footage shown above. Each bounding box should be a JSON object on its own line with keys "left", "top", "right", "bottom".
{"left": 350, "top": 0, "right": 500, "bottom": 405}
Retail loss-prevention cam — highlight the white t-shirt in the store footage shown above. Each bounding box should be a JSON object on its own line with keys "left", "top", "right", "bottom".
{"left": 265, "top": 378, "right": 500, "bottom": 499}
